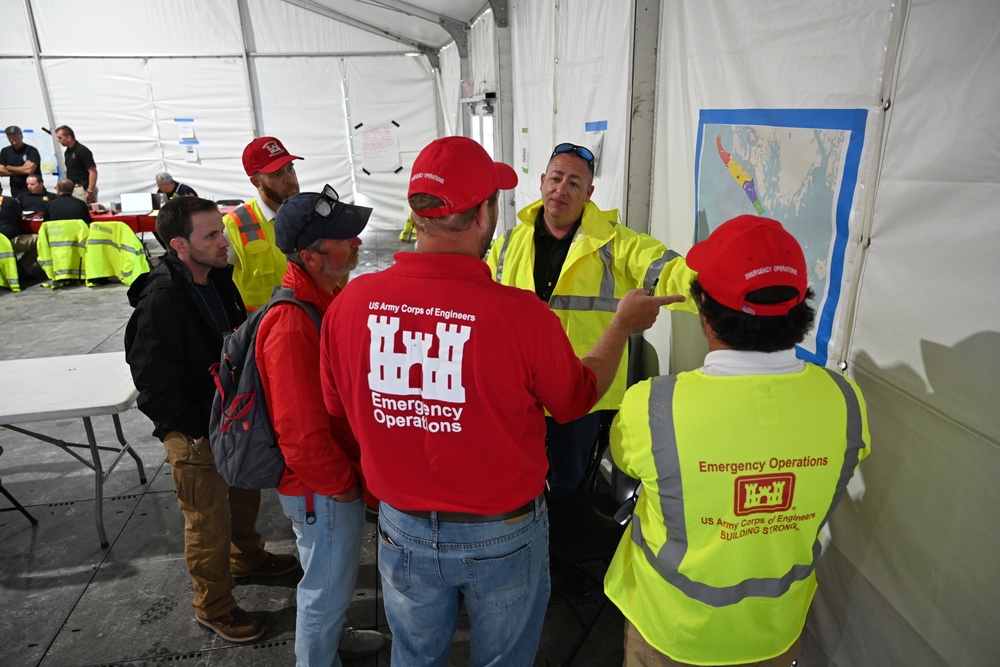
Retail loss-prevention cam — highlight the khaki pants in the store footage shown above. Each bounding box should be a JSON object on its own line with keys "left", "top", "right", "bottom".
{"left": 71, "top": 184, "right": 92, "bottom": 203}
{"left": 163, "top": 431, "right": 269, "bottom": 619}
{"left": 624, "top": 621, "right": 801, "bottom": 667}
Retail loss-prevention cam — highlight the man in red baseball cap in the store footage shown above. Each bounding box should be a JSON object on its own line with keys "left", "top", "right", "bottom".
{"left": 317, "top": 135, "right": 684, "bottom": 665}
{"left": 605, "top": 215, "right": 871, "bottom": 667}
{"left": 221, "top": 136, "right": 303, "bottom": 309}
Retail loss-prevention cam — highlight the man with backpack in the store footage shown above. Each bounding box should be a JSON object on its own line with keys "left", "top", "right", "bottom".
{"left": 124, "top": 196, "right": 298, "bottom": 644}
{"left": 255, "top": 187, "right": 387, "bottom": 665}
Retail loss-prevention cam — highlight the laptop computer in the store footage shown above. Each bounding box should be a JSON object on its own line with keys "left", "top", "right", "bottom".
{"left": 120, "top": 192, "right": 155, "bottom": 215}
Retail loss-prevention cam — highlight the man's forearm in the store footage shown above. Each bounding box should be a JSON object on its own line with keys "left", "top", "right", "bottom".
{"left": 87, "top": 168, "right": 98, "bottom": 191}
{"left": 581, "top": 320, "right": 630, "bottom": 399}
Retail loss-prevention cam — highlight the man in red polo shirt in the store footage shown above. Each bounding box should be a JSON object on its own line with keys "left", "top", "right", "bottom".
{"left": 319, "top": 136, "right": 684, "bottom": 666}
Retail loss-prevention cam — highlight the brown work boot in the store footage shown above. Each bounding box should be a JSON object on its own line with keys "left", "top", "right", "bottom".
{"left": 233, "top": 552, "right": 300, "bottom": 583}
{"left": 196, "top": 606, "right": 265, "bottom": 643}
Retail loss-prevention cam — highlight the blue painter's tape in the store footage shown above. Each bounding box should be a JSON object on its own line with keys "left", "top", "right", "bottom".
{"left": 585, "top": 120, "right": 608, "bottom": 132}
{"left": 174, "top": 118, "right": 195, "bottom": 122}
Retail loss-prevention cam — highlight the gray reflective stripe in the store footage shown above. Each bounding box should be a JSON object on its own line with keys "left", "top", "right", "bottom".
{"left": 38, "top": 260, "right": 52, "bottom": 266}
{"left": 547, "top": 239, "right": 617, "bottom": 311}
{"left": 0, "top": 252, "right": 14, "bottom": 259}
{"left": 548, "top": 294, "right": 619, "bottom": 313}
{"left": 232, "top": 206, "right": 263, "bottom": 242}
{"left": 54, "top": 269, "right": 84, "bottom": 278}
{"left": 643, "top": 250, "right": 680, "bottom": 292}
{"left": 598, "top": 241, "right": 615, "bottom": 300}
{"left": 495, "top": 237, "right": 509, "bottom": 282}
{"left": 89, "top": 238, "right": 143, "bottom": 255}
{"left": 634, "top": 370, "right": 866, "bottom": 607}
{"left": 49, "top": 241, "right": 86, "bottom": 248}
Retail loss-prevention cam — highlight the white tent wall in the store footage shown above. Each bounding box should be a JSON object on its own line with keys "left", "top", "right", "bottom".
{"left": 439, "top": 42, "right": 461, "bottom": 135}
{"left": 509, "top": 0, "right": 633, "bottom": 216}
{"left": 0, "top": 0, "right": 439, "bottom": 216}
{"left": 343, "top": 56, "right": 440, "bottom": 230}
{"left": 646, "top": 0, "right": 999, "bottom": 664}
{"left": 253, "top": 57, "right": 354, "bottom": 198}
{"left": 469, "top": 10, "right": 497, "bottom": 96}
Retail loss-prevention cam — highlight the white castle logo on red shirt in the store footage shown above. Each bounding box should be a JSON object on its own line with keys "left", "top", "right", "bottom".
{"left": 367, "top": 315, "right": 470, "bottom": 402}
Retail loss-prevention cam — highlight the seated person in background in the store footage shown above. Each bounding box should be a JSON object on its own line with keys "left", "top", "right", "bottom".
{"left": 156, "top": 172, "right": 198, "bottom": 200}
{"left": 0, "top": 182, "right": 23, "bottom": 239}
{"left": 17, "top": 174, "right": 55, "bottom": 217}
{"left": 1, "top": 182, "right": 39, "bottom": 281}
{"left": 45, "top": 178, "right": 92, "bottom": 223}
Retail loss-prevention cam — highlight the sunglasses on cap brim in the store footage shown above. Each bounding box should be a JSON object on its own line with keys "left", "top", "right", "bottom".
{"left": 292, "top": 184, "right": 340, "bottom": 253}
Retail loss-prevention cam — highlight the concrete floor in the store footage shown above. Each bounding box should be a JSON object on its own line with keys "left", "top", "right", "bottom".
{"left": 0, "top": 226, "right": 625, "bottom": 667}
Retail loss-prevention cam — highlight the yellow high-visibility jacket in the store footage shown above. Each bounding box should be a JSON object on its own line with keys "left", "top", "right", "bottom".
{"left": 486, "top": 199, "right": 698, "bottom": 411}
{"left": 38, "top": 219, "right": 88, "bottom": 284}
{"left": 84, "top": 221, "right": 150, "bottom": 286}
{"left": 222, "top": 198, "right": 287, "bottom": 309}
{"left": 605, "top": 365, "right": 871, "bottom": 664}
{"left": 0, "top": 232, "right": 20, "bottom": 292}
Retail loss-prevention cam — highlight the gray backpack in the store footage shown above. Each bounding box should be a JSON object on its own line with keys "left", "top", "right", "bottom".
{"left": 209, "top": 286, "right": 321, "bottom": 488}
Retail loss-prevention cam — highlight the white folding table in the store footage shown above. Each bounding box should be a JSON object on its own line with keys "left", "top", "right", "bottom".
{"left": 0, "top": 352, "right": 147, "bottom": 548}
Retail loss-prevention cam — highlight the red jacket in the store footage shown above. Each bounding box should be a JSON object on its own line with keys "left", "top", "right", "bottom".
{"left": 256, "top": 261, "right": 361, "bottom": 498}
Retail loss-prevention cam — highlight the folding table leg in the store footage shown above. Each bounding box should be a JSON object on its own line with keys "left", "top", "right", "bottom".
{"left": 0, "top": 484, "right": 38, "bottom": 525}
{"left": 83, "top": 417, "right": 110, "bottom": 548}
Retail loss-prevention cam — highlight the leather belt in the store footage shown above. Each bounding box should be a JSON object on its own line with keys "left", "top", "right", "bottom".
{"left": 396, "top": 495, "right": 541, "bottom": 523}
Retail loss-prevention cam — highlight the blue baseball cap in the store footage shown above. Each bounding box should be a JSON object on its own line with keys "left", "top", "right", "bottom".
{"left": 275, "top": 191, "right": 372, "bottom": 254}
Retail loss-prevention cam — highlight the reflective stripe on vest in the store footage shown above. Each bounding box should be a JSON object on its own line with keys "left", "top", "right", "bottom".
{"left": 643, "top": 249, "right": 680, "bottom": 293}
{"left": 548, "top": 240, "right": 618, "bottom": 313}
{"left": 633, "top": 368, "right": 866, "bottom": 607}
{"left": 87, "top": 238, "right": 143, "bottom": 255}
{"left": 495, "top": 236, "right": 509, "bottom": 282}
{"left": 232, "top": 205, "right": 264, "bottom": 245}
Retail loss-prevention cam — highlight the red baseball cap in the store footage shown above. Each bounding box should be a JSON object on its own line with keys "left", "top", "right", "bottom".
{"left": 408, "top": 136, "right": 517, "bottom": 217}
{"left": 686, "top": 215, "right": 808, "bottom": 316}
{"left": 242, "top": 136, "right": 302, "bottom": 176}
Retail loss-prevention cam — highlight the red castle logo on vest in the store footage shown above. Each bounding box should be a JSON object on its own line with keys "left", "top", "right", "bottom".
{"left": 733, "top": 473, "right": 795, "bottom": 516}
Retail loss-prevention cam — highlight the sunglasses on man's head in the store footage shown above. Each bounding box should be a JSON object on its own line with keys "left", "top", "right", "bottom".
{"left": 293, "top": 184, "right": 340, "bottom": 252}
{"left": 550, "top": 143, "right": 595, "bottom": 166}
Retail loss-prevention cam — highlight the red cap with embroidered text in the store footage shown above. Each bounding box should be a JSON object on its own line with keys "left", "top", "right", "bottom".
{"left": 686, "top": 215, "right": 808, "bottom": 316}
{"left": 242, "top": 136, "right": 302, "bottom": 176}
{"left": 408, "top": 136, "right": 517, "bottom": 217}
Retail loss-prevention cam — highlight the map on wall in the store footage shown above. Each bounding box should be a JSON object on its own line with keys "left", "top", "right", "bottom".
{"left": 695, "top": 109, "right": 868, "bottom": 366}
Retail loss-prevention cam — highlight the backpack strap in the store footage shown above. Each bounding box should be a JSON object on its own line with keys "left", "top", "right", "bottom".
{"left": 267, "top": 285, "right": 322, "bottom": 329}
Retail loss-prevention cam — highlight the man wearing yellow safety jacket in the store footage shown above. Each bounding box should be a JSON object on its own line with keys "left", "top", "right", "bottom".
{"left": 486, "top": 142, "right": 698, "bottom": 500}
{"left": 606, "top": 215, "right": 871, "bottom": 666}
{"left": 222, "top": 136, "right": 302, "bottom": 310}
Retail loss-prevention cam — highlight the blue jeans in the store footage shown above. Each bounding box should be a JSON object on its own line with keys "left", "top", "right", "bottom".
{"left": 378, "top": 498, "right": 550, "bottom": 667}
{"left": 546, "top": 410, "right": 608, "bottom": 499}
{"left": 279, "top": 493, "right": 365, "bottom": 667}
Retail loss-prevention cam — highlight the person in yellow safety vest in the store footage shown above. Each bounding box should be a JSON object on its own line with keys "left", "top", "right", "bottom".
{"left": 222, "top": 136, "right": 302, "bottom": 310}
{"left": 399, "top": 214, "right": 416, "bottom": 242}
{"left": 486, "top": 142, "right": 699, "bottom": 500}
{"left": 605, "top": 215, "right": 871, "bottom": 667}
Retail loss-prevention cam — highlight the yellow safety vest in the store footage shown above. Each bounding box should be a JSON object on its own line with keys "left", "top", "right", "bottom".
{"left": 605, "top": 365, "right": 871, "bottom": 664}
{"left": 84, "top": 221, "right": 150, "bottom": 286}
{"left": 486, "top": 199, "right": 698, "bottom": 411}
{"left": 0, "top": 232, "right": 20, "bottom": 292}
{"left": 222, "top": 199, "right": 287, "bottom": 309}
{"left": 37, "top": 219, "right": 88, "bottom": 284}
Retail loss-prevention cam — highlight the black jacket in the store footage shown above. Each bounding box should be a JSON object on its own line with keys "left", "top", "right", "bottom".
{"left": 124, "top": 253, "right": 246, "bottom": 441}
{"left": 45, "top": 193, "right": 92, "bottom": 223}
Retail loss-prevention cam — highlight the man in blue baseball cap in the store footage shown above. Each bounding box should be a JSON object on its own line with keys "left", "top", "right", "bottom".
{"left": 258, "top": 187, "right": 387, "bottom": 665}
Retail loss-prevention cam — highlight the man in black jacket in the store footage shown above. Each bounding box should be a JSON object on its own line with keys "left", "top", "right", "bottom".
{"left": 124, "top": 197, "right": 297, "bottom": 643}
{"left": 44, "top": 179, "right": 92, "bottom": 223}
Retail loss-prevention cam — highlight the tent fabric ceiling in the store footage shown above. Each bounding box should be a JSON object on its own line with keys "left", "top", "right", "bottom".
{"left": 302, "top": 0, "right": 491, "bottom": 49}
